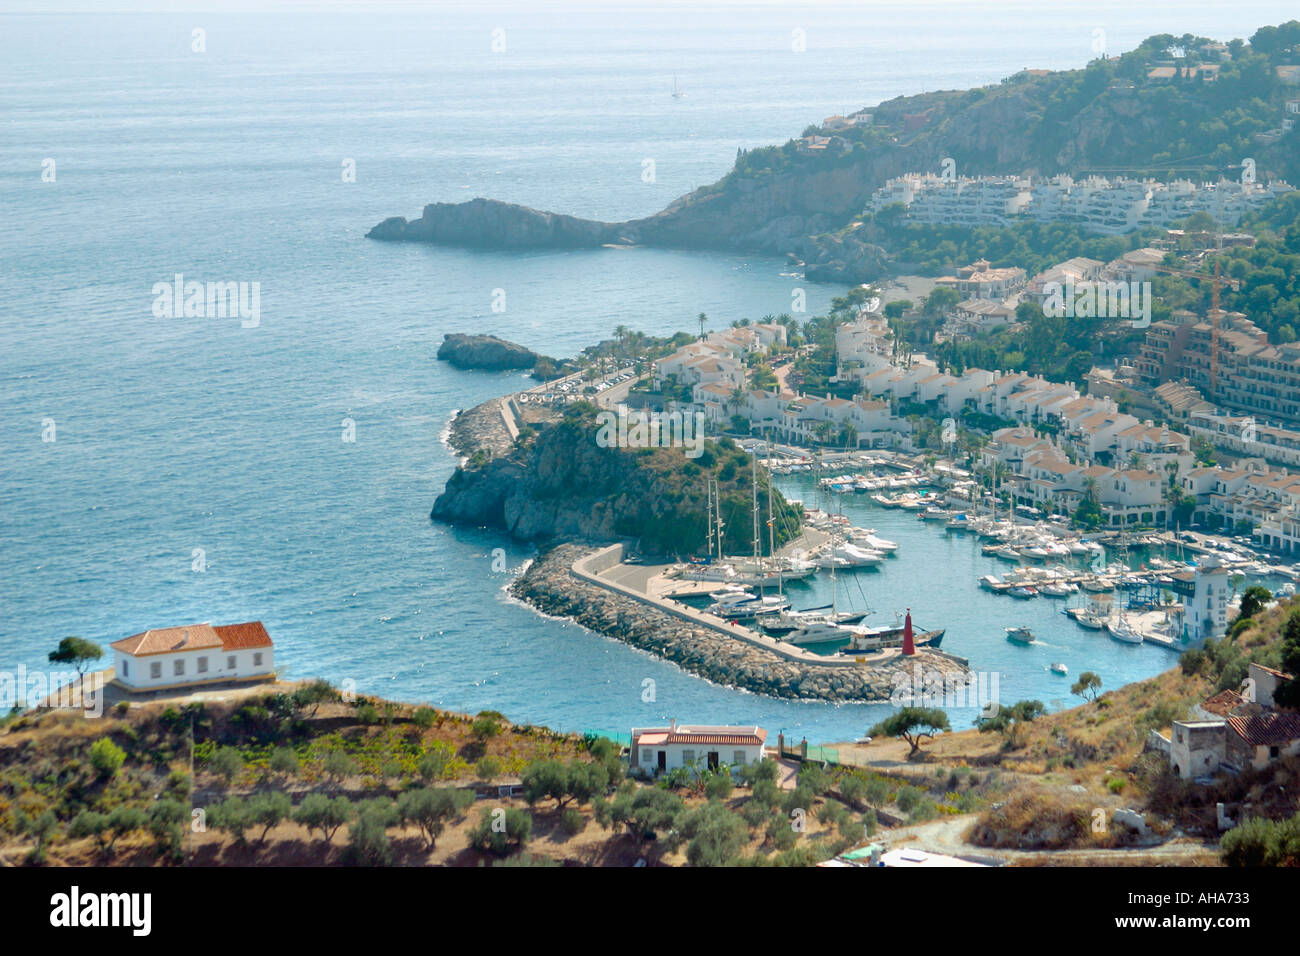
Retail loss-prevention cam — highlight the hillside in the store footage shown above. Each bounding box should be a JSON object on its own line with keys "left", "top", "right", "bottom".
{"left": 832, "top": 589, "right": 1300, "bottom": 859}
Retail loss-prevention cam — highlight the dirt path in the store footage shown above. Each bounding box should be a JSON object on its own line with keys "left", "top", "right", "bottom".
{"left": 877, "top": 814, "right": 1219, "bottom": 866}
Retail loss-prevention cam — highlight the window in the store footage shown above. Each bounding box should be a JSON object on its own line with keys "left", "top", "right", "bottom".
{"left": 253, "top": 652, "right": 263, "bottom": 667}
{"left": 682, "top": 750, "right": 695, "bottom": 766}
{"left": 174, "top": 659, "right": 185, "bottom": 677}
{"left": 150, "top": 662, "right": 162, "bottom": 679}
{"left": 197, "top": 657, "right": 208, "bottom": 674}
{"left": 733, "top": 750, "right": 747, "bottom": 765}
{"left": 227, "top": 655, "right": 237, "bottom": 670}
{"left": 121, "top": 660, "right": 129, "bottom": 677}
{"left": 641, "top": 749, "right": 652, "bottom": 764}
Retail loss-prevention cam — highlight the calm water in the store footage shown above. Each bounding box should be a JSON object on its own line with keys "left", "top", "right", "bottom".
{"left": 2, "top": 1, "right": 1292, "bottom": 743}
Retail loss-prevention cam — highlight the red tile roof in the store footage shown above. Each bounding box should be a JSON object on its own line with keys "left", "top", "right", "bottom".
{"left": 213, "top": 621, "right": 273, "bottom": 650}
{"left": 112, "top": 620, "right": 272, "bottom": 656}
{"left": 1227, "top": 712, "right": 1300, "bottom": 747}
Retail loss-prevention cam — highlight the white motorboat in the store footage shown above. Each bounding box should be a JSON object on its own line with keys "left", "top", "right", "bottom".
{"left": 849, "top": 531, "right": 898, "bottom": 553}
{"left": 787, "top": 621, "right": 856, "bottom": 646}
{"left": 706, "top": 594, "right": 791, "bottom": 620}
{"left": 707, "top": 587, "right": 758, "bottom": 607}
{"left": 1005, "top": 625, "right": 1035, "bottom": 644}
{"left": 1050, "top": 662, "right": 1069, "bottom": 676}
{"left": 818, "top": 541, "right": 885, "bottom": 567}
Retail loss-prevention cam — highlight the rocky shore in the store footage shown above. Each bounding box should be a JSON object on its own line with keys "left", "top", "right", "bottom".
{"left": 511, "top": 543, "right": 970, "bottom": 704}
{"left": 443, "top": 397, "right": 515, "bottom": 461}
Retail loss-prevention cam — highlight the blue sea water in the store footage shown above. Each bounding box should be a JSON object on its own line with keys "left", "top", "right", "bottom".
{"left": 1, "top": 1, "right": 1292, "bottom": 743}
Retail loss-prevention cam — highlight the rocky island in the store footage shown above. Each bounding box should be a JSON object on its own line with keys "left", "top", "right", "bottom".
{"left": 437, "top": 333, "right": 539, "bottom": 372}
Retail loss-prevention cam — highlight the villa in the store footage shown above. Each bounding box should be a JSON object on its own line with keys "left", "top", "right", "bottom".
{"left": 110, "top": 620, "right": 275, "bottom": 692}
{"left": 630, "top": 720, "right": 767, "bottom": 774}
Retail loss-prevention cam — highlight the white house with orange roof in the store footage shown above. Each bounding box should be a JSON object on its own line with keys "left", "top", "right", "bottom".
{"left": 111, "top": 621, "right": 275, "bottom": 692}
{"left": 630, "top": 720, "right": 768, "bottom": 775}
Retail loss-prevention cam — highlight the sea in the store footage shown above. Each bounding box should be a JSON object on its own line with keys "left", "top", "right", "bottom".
{"left": 2, "top": 0, "right": 1293, "bottom": 744}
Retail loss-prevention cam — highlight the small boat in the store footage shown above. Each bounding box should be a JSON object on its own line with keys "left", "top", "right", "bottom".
{"left": 979, "top": 574, "right": 1003, "bottom": 591}
{"left": 1008, "top": 586, "right": 1038, "bottom": 599}
{"left": 1005, "top": 625, "right": 1035, "bottom": 645}
{"left": 1039, "top": 582, "right": 1076, "bottom": 597}
{"left": 1050, "top": 662, "right": 1069, "bottom": 675}
{"left": 671, "top": 73, "right": 684, "bottom": 98}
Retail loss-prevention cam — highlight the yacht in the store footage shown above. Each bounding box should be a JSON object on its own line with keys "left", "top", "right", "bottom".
{"left": 705, "top": 593, "right": 791, "bottom": 620}
{"left": 817, "top": 541, "right": 885, "bottom": 567}
{"left": 1107, "top": 617, "right": 1144, "bottom": 644}
{"left": 1005, "top": 625, "right": 1034, "bottom": 645}
{"left": 849, "top": 530, "right": 898, "bottom": 553}
{"left": 756, "top": 607, "right": 867, "bottom": 636}
{"left": 787, "top": 621, "right": 857, "bottom": 646}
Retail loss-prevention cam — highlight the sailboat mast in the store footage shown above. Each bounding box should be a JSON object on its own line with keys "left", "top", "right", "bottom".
{"left": 705, "top": 479, "right": 713, "bottom": 562}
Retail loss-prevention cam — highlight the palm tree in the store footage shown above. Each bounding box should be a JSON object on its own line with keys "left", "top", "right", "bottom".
{"left": 697, "top": 313, "right": 708, "bottom": 340}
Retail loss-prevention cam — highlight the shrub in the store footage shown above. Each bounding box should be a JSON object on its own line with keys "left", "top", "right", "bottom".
{"left": 703, "top": 771, "right": 733, "bottom": 801}
{"left": 88, "top": 738, "right": 126, "bottom": 779}
{"left": 1221, "top": 815, "right": 1300, "bottom": 867}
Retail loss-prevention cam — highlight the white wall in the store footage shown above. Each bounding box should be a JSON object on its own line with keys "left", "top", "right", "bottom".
{"left": 115, "top": 647, "right": 274, "bottom": 689}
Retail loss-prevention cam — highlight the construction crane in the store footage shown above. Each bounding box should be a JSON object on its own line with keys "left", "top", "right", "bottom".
{"left": 1149, "top": 260, "right": 1242, "bottom": 392}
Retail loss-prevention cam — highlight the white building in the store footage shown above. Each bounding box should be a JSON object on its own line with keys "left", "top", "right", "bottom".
{"left": 111, "top": 621, "right": 275, "bottom": 692}
{"left": 630, "top": 720, "right": 767, "bottom": 775}
{"left": 1176, "top": 556, "right": 1230, "bottom": 641}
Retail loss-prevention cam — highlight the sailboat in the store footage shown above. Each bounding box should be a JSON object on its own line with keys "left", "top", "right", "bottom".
{"left": 671, "top": 74, "right": 684, "bottom": 98}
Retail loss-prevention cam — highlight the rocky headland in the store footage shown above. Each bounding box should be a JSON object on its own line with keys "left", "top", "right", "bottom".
{"left": 366, "top": 36, "right": 1300, "bottom": 285}
{"left": 430, "top": 402, "right": 802, "bottom": 555}
{"left": 512, "top": 543, "right": 968, "bottom": 704}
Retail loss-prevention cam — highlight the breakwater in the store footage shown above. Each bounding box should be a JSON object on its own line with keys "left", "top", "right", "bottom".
{"left": 510, "top": 542, "right": 970, "bottom": 704}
